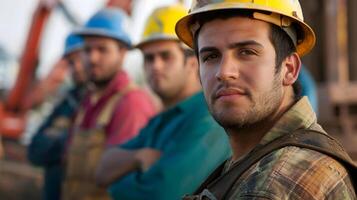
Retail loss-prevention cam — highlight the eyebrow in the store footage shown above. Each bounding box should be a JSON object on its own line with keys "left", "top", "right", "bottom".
{"left": 199, "top": 40, "right": 263, "bottom": 54}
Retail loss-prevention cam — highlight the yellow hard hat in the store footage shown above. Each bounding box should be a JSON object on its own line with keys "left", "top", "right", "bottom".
{"left": 175, "top": 0, "right": 316, "bottom": 56}
{"left": 136, "top": 4, "right": 188, "bottom": 48}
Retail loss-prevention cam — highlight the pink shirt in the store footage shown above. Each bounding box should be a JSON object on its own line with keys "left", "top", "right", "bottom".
{"left": 78, "top": 70, "right": 156, "bottom": 146}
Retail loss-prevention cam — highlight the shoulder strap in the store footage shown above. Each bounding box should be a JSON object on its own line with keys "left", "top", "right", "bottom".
{"left": 197, "top": 127, "right": 357, "bottom": 199}
{"left": 97, "top": 82, "right": 136, "bottom": 126}
{"left": 194, "top": 161, "right": 226, "bottom": 194}
{"left": 71, "top": 83, "right": 137, "bottom": 134}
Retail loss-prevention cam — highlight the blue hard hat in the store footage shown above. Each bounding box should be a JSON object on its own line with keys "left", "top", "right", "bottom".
{"left": 74, "top": 8, "right": 132, "bottom": 48}
{"left": 63, "top": 33, "right": 84, "bottom": 57}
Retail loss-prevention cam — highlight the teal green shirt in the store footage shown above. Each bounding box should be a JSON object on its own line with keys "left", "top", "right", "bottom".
{"left": 109, "top": 92, "right": 231, "bottom": 200}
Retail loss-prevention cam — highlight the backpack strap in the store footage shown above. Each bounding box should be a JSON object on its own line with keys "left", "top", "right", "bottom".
{"left": 195, "top": 126, "right": 357, "bottom": 200}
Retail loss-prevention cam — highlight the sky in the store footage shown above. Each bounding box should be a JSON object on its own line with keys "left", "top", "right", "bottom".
{"left": 0, "top": 0, "right": 189, "bottom": 88}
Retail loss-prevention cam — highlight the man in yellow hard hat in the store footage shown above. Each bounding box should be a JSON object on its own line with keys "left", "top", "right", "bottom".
{"left": 176, "top": 0, "right": 356, "bottom": 199}
{"left": 61, "top": 8, "right": 157, "bottom": 200}
{"left": 95, "top": 4, "right": 230, "bottom": 200}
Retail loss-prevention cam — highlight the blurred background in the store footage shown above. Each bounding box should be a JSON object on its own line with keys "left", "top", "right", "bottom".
{"left": 0, "top": 0, "right": 356, "bottom": 199}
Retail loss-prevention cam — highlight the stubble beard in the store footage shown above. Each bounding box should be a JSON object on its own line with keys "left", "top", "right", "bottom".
{"left": 209, "top": 76, "right": 283, "bottom": 131}
{"left": 92, "top": 77, "right": 113, "bottom": 88}
{"left": 90, "top": 62, "right": 120, "bottom": 89}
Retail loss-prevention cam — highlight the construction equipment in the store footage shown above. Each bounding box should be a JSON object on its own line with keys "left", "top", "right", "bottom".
{"left": 0, "top": 0, "right": 57, "bottom": 139}
{"left": 0, "top": 0, "right": 132, "bottom": 139}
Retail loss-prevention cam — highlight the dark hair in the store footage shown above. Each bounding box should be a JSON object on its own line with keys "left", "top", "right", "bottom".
{"left": 181, "top": 46, "right": 195, "bottom": 58}
{"left": 192, "top": 9, "right": 301, "bottom": 98}
{"left": 178, "top": 42, "right": 195, "bottom": 65}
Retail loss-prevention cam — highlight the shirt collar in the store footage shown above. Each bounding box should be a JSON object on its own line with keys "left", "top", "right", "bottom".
{"left": 175, "top": 91, "right": 205, "bottom": 113}
{"left": 106, "top": 70, "right": 130, "bottom": 93}
{"left": 89, "top": 70, "right": 130, "bottom": 103}
{"left": 153, "top": 91, "right": 205, "bottom": 125}
{"left": 259, "top": 97, "right": 317, "bottom": 145}
{"left": 91, "top": 70, "right": 130, "bottom": 93}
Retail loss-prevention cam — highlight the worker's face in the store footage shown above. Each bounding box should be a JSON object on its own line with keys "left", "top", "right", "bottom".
{"left": 197, "top": 17, "right": 285, "bottom": 128}
{"left": 141, "top": 40, "right": 192, "bottom": 102}
{"left": 66, "top": 50, "right": 87, "bottom": 85}
{"left": 84, "top": 37, "right": 127, "bottom": 87}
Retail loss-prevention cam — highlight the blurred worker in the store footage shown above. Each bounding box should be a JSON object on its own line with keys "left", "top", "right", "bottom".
{"left": 175, "top": 0, "right": 356, "bottom": 199}
{"left": 61, "top": 8, "right": 156, "bottom": 200}
{"left": 28, "top": 33, "right": 87, "bottom": 200}
{"left": 95, "top": 4, "right": 230, "bottom": 200}
{"left": 298, "top": 65, "right": 318, "bottom": 113}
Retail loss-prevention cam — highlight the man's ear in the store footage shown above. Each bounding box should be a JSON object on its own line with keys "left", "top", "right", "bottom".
{"left": 282, "top": 52, "right": 301, "bottom": 86}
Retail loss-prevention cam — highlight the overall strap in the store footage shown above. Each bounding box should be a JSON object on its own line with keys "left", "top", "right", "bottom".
{"left": 72, "top": 83, "right": 137, "bottom": 130}
{"left": 197, "top": 127, "right": 357, "bottom": 200}
{"left": 193, "top": 161, "right": 226, "bottom": 194}
{"left": 96, "top": 82, "right": 136, "bottom": 127}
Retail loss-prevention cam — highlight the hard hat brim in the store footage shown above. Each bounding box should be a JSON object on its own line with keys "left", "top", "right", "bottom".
{"left": 135, "top": 34, "right": 180, "bottom": 49}
{"left": 63, "top": 44, "right": 83, "bottom": 57}
{"left": 176, "top": 5, "right": 315, "bottom": 56}
{"left": 74, "top": 28, "right": 132, "bottom": 49}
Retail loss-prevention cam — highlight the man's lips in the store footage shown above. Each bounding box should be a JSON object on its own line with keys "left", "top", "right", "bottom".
{"left": 215, "top": 88, "right": 246, "bottom": 99}
{"left": 151, "top": 72, "right": 167, "bottom": 81}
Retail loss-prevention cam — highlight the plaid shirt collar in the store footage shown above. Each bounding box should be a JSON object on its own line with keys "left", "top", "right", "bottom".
{"left": 259, "top": 97, "right": 317, "bottom": 146}
{"left": 225, "top": 97, "right": 317, "bottom": 170}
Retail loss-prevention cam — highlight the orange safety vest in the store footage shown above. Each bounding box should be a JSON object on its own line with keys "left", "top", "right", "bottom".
{"left": 62, "top": 84, "right": 134, "bottom": 200}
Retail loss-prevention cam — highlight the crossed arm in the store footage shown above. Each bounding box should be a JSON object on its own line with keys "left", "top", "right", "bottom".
{"left": 95, "top": 147, "right": 161, "bottom": 187}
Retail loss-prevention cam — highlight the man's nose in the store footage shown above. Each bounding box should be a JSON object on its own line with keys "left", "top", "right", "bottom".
{"left": 151, "top": 55, "right": 165, "bottom": 71}
{"left": 87, "top": 49, "right": 100, "bottom": 64}
{"left": 215, "top": 53, "right": 239, "bottom": 81}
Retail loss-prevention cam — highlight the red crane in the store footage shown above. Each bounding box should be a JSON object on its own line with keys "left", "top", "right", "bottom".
{"left": 0, "top": 0, "right": 132, "bottom": 139}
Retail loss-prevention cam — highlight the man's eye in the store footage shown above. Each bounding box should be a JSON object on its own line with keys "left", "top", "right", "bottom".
{"left": 160, "top": 52, "right": 171, "bottom": 61}
{"left": 239, "top": 49, "right": 257, "bottom": 56}
{"left": 98, "top": 46, "right": 108, "bottom": 53}
{"left": 68, "top": 59, "right": 75, "bottom": 66}
{"left": 202, "top": 54, "right": 218, "bottom": 62}
{"left": 144, "top": 55, "right": 154, "bottom": 63}
{"left": 84, "top": 46, "right": 91, "bottom": 54}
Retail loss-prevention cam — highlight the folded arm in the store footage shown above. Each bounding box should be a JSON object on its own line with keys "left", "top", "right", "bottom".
{"left": 108, "top": 126, "right": 230, "bottom": 200}
{"left": 95, "top": 147, "right": 161, "bottom": 187}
